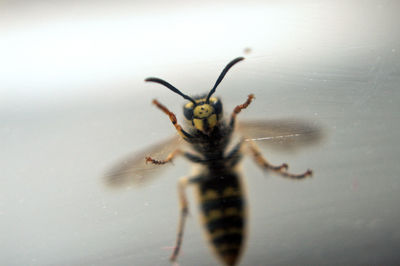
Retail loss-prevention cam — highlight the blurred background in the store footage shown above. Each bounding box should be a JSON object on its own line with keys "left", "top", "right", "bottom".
{"left": 1, "top": 0, "right": 399, "bottom": 265}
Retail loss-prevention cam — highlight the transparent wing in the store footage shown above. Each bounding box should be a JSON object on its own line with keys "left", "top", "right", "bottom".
{"left": 105, "top": 135, "right": 183, "bottom": 187}
{"left": 238, "top": 119, "right": 323, "bottom": 151}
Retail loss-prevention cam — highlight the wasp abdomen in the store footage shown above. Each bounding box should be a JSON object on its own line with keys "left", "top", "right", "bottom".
{"left": 198, "top": 173, "right": 246, "bottom": 266}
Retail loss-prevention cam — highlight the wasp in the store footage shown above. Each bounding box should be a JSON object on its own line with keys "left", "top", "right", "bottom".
{"left": 106, "top": 57, "right": 319, "bottom": 266}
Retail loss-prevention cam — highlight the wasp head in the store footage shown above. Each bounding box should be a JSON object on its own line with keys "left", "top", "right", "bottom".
{"left": 145, "top": 57, "right": 244, "bottom": 135}
{"left": 183, "top": 96, "right": 223, "bottom": 134}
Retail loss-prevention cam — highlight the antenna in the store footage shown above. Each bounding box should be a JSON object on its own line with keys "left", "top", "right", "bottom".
{"left": 145, "top": 77, "right": 196, "bottom": 105}
{"left": 206, "top": 57, "right": 245, "bottom": 102}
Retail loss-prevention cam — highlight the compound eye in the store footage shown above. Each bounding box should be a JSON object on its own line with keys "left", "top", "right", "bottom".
{"left": 209, "top": 97, "right": 222, "bottom": 115}
{"left": 183, "top": 102, "right": 194, "bottom": 120}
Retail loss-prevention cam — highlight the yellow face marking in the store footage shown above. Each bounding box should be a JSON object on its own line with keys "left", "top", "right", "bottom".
{"left": 193, "top": 114, "right": 218, "bottom": 133}
{"left": 209, "top": 97, "right": 218, "bottom": 103}
{"left": 185, "top": 102, "right": 194, "bottom": 109}
{"left": 207, "top": 114, "right": 217, "bottom": 129}
{"left": 193, "top": 118, "right": 204, "bottom": 132}
{"left": 195, "top": 98, "right": 206, "bottom": 104}
{"left": 193, "top": 104, "right": 214, "bottom": 118}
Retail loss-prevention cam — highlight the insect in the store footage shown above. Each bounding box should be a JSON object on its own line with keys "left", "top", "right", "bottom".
{"left": 106, "top": 57, "right": 319, "bottom": 266}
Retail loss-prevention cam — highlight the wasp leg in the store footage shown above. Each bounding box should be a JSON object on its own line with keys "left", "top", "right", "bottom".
{"left": 226, "top": 140, "right": 244, "bottom": 167}
{"left": 229, "top": 94, "right": 255, "bottom": 128}
{"left": 246, "top": 140, "right": 312, "bottom": 179}
{"left": 170, "top": 176, "right": 199, "bottom": 262}
{"left": 152, "top": 99, "right": 194, "bottom": 140}
{"left": 145, "top": 149, "right": 183, "bottom": 165}
{"left": 146, "top": 150, "right": 204, "bottom": 165}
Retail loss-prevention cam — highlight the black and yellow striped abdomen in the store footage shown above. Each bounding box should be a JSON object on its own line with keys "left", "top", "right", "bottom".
{"left": 197, "top": 172, "right": 246, "bottom": 266}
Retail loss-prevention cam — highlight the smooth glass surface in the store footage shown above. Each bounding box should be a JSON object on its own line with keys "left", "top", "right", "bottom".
{"left": 1, "top": 1, "right": 399, "bottom": 265}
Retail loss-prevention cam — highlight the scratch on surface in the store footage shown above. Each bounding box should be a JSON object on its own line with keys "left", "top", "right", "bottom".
{"left": 245, "top": 133, "right": 301, "bottom": 141}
